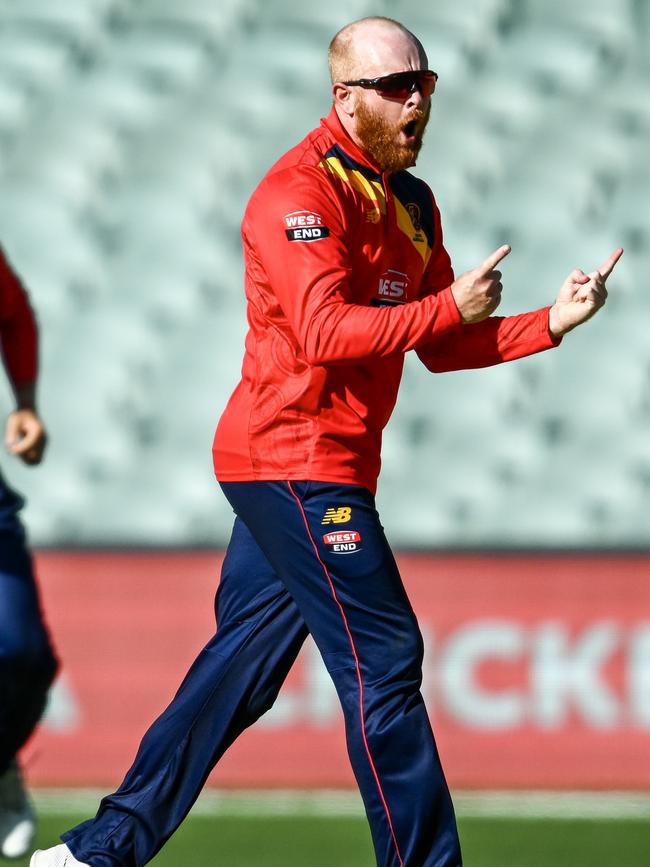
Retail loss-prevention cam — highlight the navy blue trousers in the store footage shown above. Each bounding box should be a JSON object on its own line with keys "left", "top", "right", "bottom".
{"left": 0, "top": 473, "right": 58, "bottom": 774}
{"left": 64, "top": 482, "right": 461, "bottom": 867}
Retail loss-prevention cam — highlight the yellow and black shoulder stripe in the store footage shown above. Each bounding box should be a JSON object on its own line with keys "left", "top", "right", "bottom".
{"left": 389, "top": 171, "right": 435, "bottom": 264}
{"left": 319, "top": 146, "right": 386, "bottom": 225}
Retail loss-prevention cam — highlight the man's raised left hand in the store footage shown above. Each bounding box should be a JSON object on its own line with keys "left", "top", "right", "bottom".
{"left": 549, "top": 247, "right": 624, "bottom": 338}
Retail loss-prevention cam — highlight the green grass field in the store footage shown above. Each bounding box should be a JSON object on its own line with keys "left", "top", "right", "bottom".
{"left": 20, "top": 810, "right": 650, "bottom": 866}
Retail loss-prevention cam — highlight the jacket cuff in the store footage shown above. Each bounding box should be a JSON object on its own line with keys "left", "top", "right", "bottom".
{"left": 434, "top": 284, "right": 464, "bottom": 332}
{"left": 542, "top": 306, "right": 563, "bottom": 347}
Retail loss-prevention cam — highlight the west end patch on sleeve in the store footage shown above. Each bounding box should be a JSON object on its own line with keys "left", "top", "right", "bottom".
{"left": 284, "top": 210, "right": 331, "bottom": 242}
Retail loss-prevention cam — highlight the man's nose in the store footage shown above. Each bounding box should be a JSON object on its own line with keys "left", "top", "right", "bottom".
{"left": 405, "top": 85, "right": 425, "bottom": 108}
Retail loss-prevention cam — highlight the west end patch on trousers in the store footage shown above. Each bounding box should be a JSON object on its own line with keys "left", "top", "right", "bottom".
{"left": 322, "top": 530, "right": 362, "bottom": 554}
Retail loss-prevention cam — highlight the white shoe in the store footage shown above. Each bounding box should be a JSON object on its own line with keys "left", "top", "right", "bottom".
{"left": 0, "top": 759, "right": 35, "bottom": 859}
{"left": 30, "top": 843, "right": 89, "bottom": 866}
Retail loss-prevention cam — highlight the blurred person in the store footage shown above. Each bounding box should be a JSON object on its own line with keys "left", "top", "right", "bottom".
{"left": 0, "top": 246, "right": 58, "bottom": 859}
{"left": 32, "top": 17, "right": 622, "bottom": 867}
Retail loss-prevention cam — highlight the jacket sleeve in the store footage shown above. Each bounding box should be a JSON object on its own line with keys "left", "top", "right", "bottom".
{"left": 0, "top": 249, "right": 38, "bottom": 386}
{"left": 416, "top": 194, "right": 561, "bottom": 373}
{"left": 243, "top": 165, "right": 463, "bottom": 365}
{"left": 416, "top": 308, "right": 561, "bottom": 372}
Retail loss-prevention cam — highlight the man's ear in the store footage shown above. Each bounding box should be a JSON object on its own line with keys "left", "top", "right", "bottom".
{"left": 332, "top": 82, "right": 355, "bottom": 117}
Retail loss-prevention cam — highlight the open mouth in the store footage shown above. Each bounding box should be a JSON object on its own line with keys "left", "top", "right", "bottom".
{"left": 401, "top": 119, "right": 418, "bottom": 140}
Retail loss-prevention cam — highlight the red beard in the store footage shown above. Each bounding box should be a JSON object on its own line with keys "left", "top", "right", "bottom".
{"left": 355, "top": 99, "right": 430, "bottom": 173}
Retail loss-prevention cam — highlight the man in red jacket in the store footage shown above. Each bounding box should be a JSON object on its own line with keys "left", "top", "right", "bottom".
{"left": 0, "top": 247, "right": 58, "bottom": 860}
{"left": 36, "top": 16, "right": 622, "bottom": 867}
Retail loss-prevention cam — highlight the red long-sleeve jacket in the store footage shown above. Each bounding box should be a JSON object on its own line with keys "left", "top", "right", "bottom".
{"left": 213, "top": 107, "right": 559, "bottom": 493}
{"left": 0, "top": 247, "right": 37, "bottom": 390}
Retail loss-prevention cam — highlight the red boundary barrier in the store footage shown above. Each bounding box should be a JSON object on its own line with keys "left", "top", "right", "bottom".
{"left": 24, "top": 551, "right": 650, "bottom": 790}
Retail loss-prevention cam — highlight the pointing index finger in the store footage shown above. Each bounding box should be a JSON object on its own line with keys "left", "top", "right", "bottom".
{"left": 597, "top": 247, "right": 624, "bottom": 280}
{"left": 479, "top": 244, "right": 511, "bottom": 274}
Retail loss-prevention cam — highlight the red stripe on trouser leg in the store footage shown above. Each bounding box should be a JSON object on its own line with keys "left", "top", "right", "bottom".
{"left": 287, "top": 482, "right": 404, "bottom": 867}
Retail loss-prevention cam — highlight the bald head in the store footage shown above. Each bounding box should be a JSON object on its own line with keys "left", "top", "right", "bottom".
{"left": 328, "top": 17, "right": 427, "bottom": 83}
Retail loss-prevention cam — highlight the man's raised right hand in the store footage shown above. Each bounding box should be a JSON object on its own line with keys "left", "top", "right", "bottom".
{"left": 450, "top": 244, "right": 511, "bottom": 323}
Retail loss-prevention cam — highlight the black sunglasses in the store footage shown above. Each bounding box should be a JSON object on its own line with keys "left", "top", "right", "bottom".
{"left": 342, "top": 69, "right": 438, "bottom": 100}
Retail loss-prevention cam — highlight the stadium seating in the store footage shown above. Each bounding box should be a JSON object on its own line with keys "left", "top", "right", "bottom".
{"left": 0, "top": 0, "right": 648, "bottom": 548}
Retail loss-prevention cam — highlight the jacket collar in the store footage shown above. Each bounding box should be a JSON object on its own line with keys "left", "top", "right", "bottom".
{"left": 321, "top": 105, "right": 384, "bottom": 175}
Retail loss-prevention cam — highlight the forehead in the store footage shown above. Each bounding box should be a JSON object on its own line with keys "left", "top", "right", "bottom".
{"left": 353, "top": 26, "right": 427, "bottom": 77}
